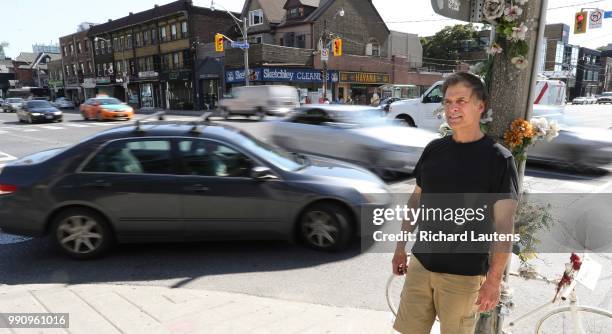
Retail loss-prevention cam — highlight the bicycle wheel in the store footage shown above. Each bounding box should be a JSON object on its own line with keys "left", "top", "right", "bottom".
{"left": 386, "top": 274, "right": 406, "bottom": 317}
{"left": 536, "top": 306, "right": 612, "bottom": 334}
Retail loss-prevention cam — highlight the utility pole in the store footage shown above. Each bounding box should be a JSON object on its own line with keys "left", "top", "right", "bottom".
{"left": 211, "top": 0, "right": 250, "bottom": 87}
{"left": 321, "top": 19, "right": 328, "bottom": 100}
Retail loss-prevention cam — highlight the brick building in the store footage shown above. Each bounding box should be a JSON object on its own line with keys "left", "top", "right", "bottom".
{"left": 59, "top": 23, "right": 96, "bottom": 104}
{"left": 88, "top": 0, "right": 235, "bottom": 110}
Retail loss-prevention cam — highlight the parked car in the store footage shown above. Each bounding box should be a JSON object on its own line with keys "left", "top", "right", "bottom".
{"left": 597, "top": 92, "right": 612, "bottom": 104}
{"left": 573, "top": 96, "right": 597, "bottom": 105}
{"left": 378, "top": 97, "right": 403, "bottom": 113}
{"left": 387, "top": 80, "right": 567, "bottom": 128}
{"left": 80, "top": 96, "right": 134, "bottom": 121}
{"left": 53, "top": 97, "right": 75, "bottom": 109}
{"left": 16, "top": 100, "right": 63, "bottom": 123}
{"left": 219, "top": 85, "right": 300, "bottom": 119}
{"left": 2, "top": 98, "right": 24, "bottom": 113}
{"left": 0, "top": 116, "right": 391, "bottom": 259}
{"left": 266, "top": 105, "right": 439, "bottom": 178}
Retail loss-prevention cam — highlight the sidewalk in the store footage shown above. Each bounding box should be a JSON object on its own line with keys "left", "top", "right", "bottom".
{"left": 0, "top": 283, "right": 393, "bottom": 334}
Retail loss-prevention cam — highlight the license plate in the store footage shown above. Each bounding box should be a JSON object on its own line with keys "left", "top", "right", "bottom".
{"left": 46, "top": 115, "right": 53, "bottom": 119}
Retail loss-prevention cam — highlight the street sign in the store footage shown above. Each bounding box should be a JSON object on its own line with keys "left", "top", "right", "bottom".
{"left": 589, "top": 9, "right": 604, "bottom": 29}
{"left": 605, "top": 11, "right": 612, "bottom": 19}
{"left": 321, "top": 48, "right": 329, "bottom": 62}
{"left": 430, "top": 0, "right": 478, "bottom": 22}
{"left": 230, "top": 41, "right": 250, "bottom": 49}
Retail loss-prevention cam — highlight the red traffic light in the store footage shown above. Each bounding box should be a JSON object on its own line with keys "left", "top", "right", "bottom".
{"left": 577, "top": 14, "right": 584, "bottom": 22}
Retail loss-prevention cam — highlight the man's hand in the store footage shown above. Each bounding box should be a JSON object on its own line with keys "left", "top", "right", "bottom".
{"left": 475, "top": 277, "right": 502, "bottom": 312}
{"left": 392, "top": 247, "right": 409, "bottom": 275}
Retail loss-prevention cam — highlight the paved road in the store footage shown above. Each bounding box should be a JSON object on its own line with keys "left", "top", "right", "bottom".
{"left": 0, "top": 108, "right": 611, "bottom": 333}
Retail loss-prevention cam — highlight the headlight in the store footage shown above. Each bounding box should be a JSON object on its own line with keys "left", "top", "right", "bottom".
{"left": 31, "top": 113, "right": 41, "bottom": 116}
{"left": 54, "top": 111, "right": 62, "bottom": 115}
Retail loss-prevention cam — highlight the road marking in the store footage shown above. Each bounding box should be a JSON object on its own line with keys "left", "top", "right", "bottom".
{"left": 0, "top": 130, "right": 7, "bottom": 134}
{"left": 63, "top": 123, "right": 90, "bottom": 128}
{"left": 22, "top": 128, "right": 40, "bottom": 132}
{"left": 0, "top": 151, "right": 17, "bottom": 161}
{"left": 37, "top": 125, "right": 64, "bottom": 130}
{"left": 90, "top": 122, "right": 116, "bottom": 126}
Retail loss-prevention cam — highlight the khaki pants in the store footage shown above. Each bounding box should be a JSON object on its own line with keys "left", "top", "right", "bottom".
{"left": 393, "top": 257, "right": 485, "bottom": 334}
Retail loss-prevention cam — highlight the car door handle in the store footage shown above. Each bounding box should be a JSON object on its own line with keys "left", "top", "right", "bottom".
{"left": 84, "top": 180, "right": 112, "bottom": 188}
{"left": 184, "top": 184, "right": 209, "bottom": 192}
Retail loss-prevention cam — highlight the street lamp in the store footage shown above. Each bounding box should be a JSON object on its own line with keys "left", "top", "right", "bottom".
{"left": 94, "top": 36, "right": 129, "bottom": 102}
{"left": 210, "top": 0, "right": 250, "bottom": 86}
{"left": 319, "top": 8, "right": 344, "bottom": 101}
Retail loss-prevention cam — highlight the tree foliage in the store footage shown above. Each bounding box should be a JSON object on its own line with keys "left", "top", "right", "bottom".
{"left": 421, "top": 24, "right": 481, "bottom": 61}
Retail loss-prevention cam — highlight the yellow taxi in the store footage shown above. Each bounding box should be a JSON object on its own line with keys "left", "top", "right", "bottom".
{"left": 80, "top": 95, "right": 134, "bottom": 121}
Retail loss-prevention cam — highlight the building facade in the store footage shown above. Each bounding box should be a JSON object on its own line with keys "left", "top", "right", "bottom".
{"left": 59, "top": 26, "right": 96, "bottom": 104}
{"left": 88, "top": 0, "right": 235, "bottom": 110}
{"left": 574, "top": 47, "right": 601, "bottom": 98}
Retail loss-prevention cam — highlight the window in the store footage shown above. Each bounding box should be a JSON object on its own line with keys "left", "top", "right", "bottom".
{"left": 178, "top": 139, "right": 253, "bottom": 177}
{"left": 151, "top": 28, "right": 157, "bottom": 44}
{"left": 171, "top": 24, "right": 177, "bottom": 40}
{"left": 249, "top": 9, "right": 263, "bottom": 26}
{"left": 79, "top": 63, "right": 85, "bottom": 75}
{"left": 120, "top": 36, "right": 125, "bottom": 50}
{"left": 82, "top": 140, "right": 174, "bottom": 174}
{"left": 366, "top": 39, "right": 380, "bottom": 56}
{"left": 72, "top": 64, "right": 78, "bottom": 76}
{"left": 97, "top": 63, "right": 102, "bottom": 76}
{"left": 69, "top": 44, "right": 74, "bottom": 55}
{"left": 85, "top": 40, "right": 89, "bottom": 52}
{"left": 135, "top": 32, "right": 141, "bottom": 47}
{"left": 127, "top": 34, "right": 132, "bottom": 49}
{"left": 296, "top": 34, "right": 306, "bottom": 48}
{"left": 87, "top": 61, "right": 93, "bottom": 74}
{"left": 288, "top": 7, "right": 300, "bottom": 18}
{"left": 143, "top": 30, "right": 150, "bottom": 45}
{"left": 138, "top": 58, "right": 145, "bottom": 72}
{"left": 63, "top": 46, "right": 68, "bottom": 56}
{"left": 116, "top": 61, "right": 122, "bottom": 74}
{"left": 249, "top": 35, "right": 263, "bottom": 44}
{"left": 113, "top": 37, "right": 119, "bottom": 50}
{"left": 181, "top": 21, "right": 188, "bottom": 37}
{"left": 425, "top": 85, "right": 443, "bottom": 103}
{"left": 173, "top": 53, "right": 180, "bottom": 69}
{"left": 77, "top": 42, "right": 82, "bottom": 54}
{"left": 160, "top": 26, "right": 167, "bottom": 41}
{"left": 65, "top": 65, "right": 71, "bottom": 77}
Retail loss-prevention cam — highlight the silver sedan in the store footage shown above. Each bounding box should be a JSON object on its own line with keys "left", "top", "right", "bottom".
{"left": 266, "top": 105, "right": 439, "bottom": 178}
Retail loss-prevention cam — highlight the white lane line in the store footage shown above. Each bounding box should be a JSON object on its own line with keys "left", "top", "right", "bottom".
{"left": 22, "top": 128, "right": 40, "bottom": 132}
{"left": 37, "top": 125, "right": 64, "bottom": 130}
{"left": 0, "top": 151, "right": 17, "bottom": 161}
{"left": 0, "top": 130, "right": 7, "bottom": 134}
{"left": 63, "top": 123, "right": 90, "bottom": 128}
{"left": 89, "top": 122, "right": 116, "bottom": 126}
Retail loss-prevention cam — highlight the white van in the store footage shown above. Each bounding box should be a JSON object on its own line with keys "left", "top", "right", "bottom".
{"left": 219, "top": 85, "right": 300, "bottom": 119}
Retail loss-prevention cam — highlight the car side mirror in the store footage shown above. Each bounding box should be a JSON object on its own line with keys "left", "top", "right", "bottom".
{"left": 251, "top": 166, "right": 277, "bottom": 181}
{"left": 422, "top": 96, "right": 430, "bottom": 103}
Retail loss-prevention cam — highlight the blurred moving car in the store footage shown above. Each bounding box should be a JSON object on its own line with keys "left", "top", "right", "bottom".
{"left": 2, "top": 98, "right": 24, "bottom": 113}
{"left": 266, "top": 105, "right": 439, "bottom": 178}
{"left": 16, "top": 100, "right": 63, "bottom": 123}
{"left": 0, "top": 115, "right": 391, "bottom": 259}
{"left": 597, "top": 92, "right": 612, "bottom": 104}
{"left": 573, "top": 96, "right": 597, "bottom": 105}
{"left": 80, "top": 96, "right": 134, "bottom": 121}
{"left": 377, "top": 97, "right": 403, "bottom": 113}
{"left": 219, "top": 85, "right": 300, "bottom": 119}
{"left": 528, "top": 127, "right": 612, "bottom": 171}
{"left": 52, "top": 97, "right": 75, "bottom": 109}
{"left": 388, "top": 79, "right": 567, "bottom": 128}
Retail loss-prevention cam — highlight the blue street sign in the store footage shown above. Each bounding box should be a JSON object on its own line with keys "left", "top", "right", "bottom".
{"left": 230, "top": 41, "right": 250, "bottom": 49}
{"left": 604, "top": 11, "right": 612, "bottom": 19}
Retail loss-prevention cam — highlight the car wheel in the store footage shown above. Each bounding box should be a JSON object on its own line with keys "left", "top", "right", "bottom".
{"left": 81, "top": 111, "right": 89, "bottom": 120}
{"left": 395, "top": 115, "right": 416, "bottom": 127}
{"left": 256, "top": 107, "right": 265, "bottom": 120}
{"left": 51, "top": 208, "right": 114, "bottom": 259}
{"left": 299, "top": 202, "right": 353, "bottom": 251}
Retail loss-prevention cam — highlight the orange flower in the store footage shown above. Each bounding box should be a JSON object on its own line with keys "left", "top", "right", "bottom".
{"left": 504, "top": 118, "right": 535, "bottom": 149}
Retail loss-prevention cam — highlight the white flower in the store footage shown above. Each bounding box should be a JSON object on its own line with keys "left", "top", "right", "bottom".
{"left": 530, "top": 117, "right": 548, "bottom": 138}
{"left": 509, "top": 23, "right": 528, "bottom": 42}
{"left": 481, "top": 109, "right": 493, "bottom": 124}
{"left": 511, "top": 56, "right": 529, "bottom": 70}
{"left": 546, "top": 120, "right": 559, "bottom": 141}
{"left": 504, "top": 5, "right": 523, "bottom": 22}
{"left": 483, "top": 0, "right": 505, "bottom": 21}
{"left": 486, "top": 43, "right": 503, "bottom": 55}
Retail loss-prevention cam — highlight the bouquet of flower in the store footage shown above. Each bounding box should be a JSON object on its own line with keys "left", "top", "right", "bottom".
{"left": 504, "top": 117, "right": 558, "bottom": 162}
{"left": 483, "top": 0, "right": 530, "bottom": 70}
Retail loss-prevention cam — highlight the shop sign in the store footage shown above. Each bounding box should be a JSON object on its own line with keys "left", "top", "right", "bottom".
{"left": 163, "top": 71, "right": 191, "bottom": 81}
{"left": 96, "top": 77, "right": 111, "bottom": 84}
{"left": 339, "top": 71, "right": 390, "bottom": 84}
{"left": 139, "top": 71, "right": 159, "bottom": 79}
{"left": 225, "top": 67, "right": 338, "bottom": 84}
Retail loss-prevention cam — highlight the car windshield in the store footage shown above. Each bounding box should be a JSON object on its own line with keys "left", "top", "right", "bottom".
{"left": 602, "top": 92, "right": 612, "bottom": 97}
{"left": 97, "top": 98, "right": 122, "bottom": 105}
{"left": 7, "top": 98, "right": 23, "bottom": 103}
{"left": 27, "top": 100, "right": 52, "bottom": 108}
{"left": 237, "top": 133, "right": 305, "bottom": 171}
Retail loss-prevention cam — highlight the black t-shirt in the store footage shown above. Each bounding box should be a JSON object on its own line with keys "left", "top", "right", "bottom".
{"left": 411, "top": 135, "right": 519, "bottom": 276}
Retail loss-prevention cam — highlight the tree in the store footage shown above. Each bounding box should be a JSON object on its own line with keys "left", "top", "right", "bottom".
{"left": 421, "top": 24, "right": 480, "bottom": 62}
{"left": 596, "top": 45, "right": 607, "bottom": 52}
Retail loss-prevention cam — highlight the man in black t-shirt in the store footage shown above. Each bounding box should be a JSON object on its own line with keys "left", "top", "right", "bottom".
{"left": 392, "top": 72, "right": 519, "bottom": 334}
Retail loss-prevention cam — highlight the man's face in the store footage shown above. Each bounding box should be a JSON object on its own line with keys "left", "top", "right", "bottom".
{"left": 443, "top": 83, "right": 485, "bottom": 131}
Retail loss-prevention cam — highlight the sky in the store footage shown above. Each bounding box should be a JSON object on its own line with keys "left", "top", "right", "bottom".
{"left": 0, "top": 0, "right": 610, "bottom": 58}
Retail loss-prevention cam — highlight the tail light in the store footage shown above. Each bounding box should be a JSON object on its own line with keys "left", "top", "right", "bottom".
{"left": 0, "top": 184, "right": 17, "bottom": 195}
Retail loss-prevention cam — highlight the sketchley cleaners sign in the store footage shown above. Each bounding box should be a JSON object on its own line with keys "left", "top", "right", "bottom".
{"left": 226, "top": 67, "right": 338, "bottom": 84}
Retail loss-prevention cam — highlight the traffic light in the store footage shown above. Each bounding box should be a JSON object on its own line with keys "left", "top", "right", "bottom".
{"left": 574, "top": 11, "right": 587, "bottom": 34}
{"left": 215, "top": 33, "right": 224, "bottom": 52}
{"left": 332, "top": 38, "right": 342, "bottom": 57}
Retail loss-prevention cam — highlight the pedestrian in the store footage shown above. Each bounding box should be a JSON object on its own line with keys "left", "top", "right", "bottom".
{"left": 391, "top": 72, "right": 519, "bottom": 334}
{"left": 370, "top": 91, "right": 380, "bottom": 106}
